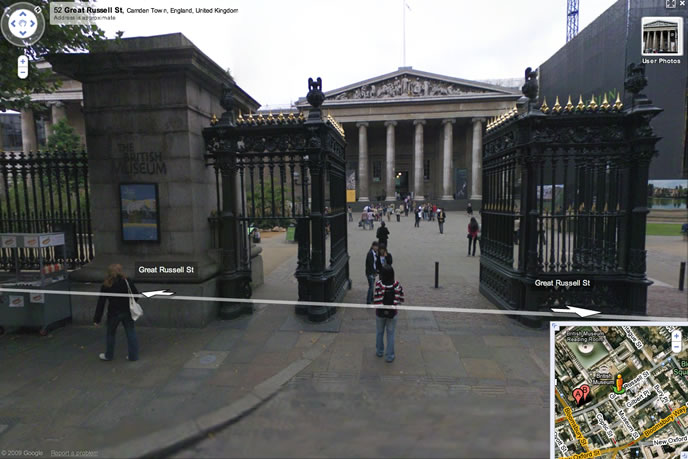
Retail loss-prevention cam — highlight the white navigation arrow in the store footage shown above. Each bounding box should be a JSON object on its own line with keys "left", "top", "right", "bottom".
{"left": 140, "top": 289, "right": 175, "bottom": 298}
{"left": 550, "top": 305, "right": 601, "bottom": 318}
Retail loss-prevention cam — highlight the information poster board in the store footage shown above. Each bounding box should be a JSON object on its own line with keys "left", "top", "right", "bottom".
{"left": 119, "top": 183, "right": 160, "bottom": 242}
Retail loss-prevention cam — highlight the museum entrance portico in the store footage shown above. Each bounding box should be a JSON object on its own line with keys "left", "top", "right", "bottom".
{"left": 295, "top": 67, "right": 522, "bottom": 208}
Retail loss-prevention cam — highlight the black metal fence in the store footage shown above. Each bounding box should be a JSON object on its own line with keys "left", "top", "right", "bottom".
{"left": 480, "top": 65, "right": 661, "bottom": 319}
{"left": 0, "top": 150, "right": 93, "bottom": 270}
{"left": 204, "top": 79, "right": 350, "bottom": 322}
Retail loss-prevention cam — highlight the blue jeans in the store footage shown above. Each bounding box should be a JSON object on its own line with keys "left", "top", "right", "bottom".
{"left": 366, "top": 275, "right": 376, "bottom": 304}
{"left": 105, "top": 311, "right": 139, "bottom": 361}
{"left": 376, "top": 316, "right": 397, "bottom": 361}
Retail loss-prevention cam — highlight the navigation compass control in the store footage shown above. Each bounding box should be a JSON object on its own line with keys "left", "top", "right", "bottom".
{"left": 1, "top": 2, "right": 46, "bottom": 47}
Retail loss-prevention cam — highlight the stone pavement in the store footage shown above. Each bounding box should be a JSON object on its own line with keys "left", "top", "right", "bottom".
{"left": 0, "top": 211, "right": 684, "bottom": 458}
{"left": 174, "top": 212, "right": 551, "bottom": 458}
{"left": 0, "top": 303, "right": 334, "bottom": 456}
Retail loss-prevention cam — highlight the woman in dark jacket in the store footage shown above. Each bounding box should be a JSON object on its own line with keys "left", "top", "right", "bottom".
{"left": 467, "top": 217, "right": 480, "bottom": 256}
{"left": 376, "top": 221, "right": 390, "bottom": 247}
{"left": 94, "top": 264, "right": 140, "bottom": 361}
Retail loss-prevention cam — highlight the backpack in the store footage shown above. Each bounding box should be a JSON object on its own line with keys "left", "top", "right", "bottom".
{"left": 379, "top": 284, "right": 397, "bottom": 318}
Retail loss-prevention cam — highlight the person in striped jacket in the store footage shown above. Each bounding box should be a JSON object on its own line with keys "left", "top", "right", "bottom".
{"left": 373, "top": 264, "right": 404, "bottom": 362}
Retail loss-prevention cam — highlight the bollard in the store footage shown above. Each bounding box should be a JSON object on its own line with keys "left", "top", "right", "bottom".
{"left": 680, "top": 262, "right": 686, "bottom": 292}
{"left": 435, "top": 262, "right": 439, "bottom": 288}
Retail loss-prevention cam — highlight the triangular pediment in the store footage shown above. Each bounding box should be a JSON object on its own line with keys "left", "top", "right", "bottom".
{"left": 316, "top": 68, "right": 518, "bottom": 104}
{"left": 644, "top": 20, "right": 678, "bottom": 28}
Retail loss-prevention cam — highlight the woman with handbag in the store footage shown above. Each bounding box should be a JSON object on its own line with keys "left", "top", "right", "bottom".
{"left": 93, "top": 264, "right": 141, "bottom": 361}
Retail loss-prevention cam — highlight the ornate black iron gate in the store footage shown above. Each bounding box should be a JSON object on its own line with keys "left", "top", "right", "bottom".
{"left": 203, "top": 78, "right": 350, "bottom": 322}
{"left": 480, "top": 65, "right": 662, "bottom": 319}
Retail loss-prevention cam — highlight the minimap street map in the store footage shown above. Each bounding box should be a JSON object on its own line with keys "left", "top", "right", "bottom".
{"left": 552, "top": 323, "right": 688, "bottom": 459}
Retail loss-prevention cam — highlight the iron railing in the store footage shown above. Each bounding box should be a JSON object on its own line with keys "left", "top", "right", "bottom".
{"left": 0, "top": 150, "right": 93, "bottom": 270}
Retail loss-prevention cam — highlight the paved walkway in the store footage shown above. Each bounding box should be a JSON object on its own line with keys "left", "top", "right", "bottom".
{"left": 0, "top": 211, "right": 684, "bottom": 458}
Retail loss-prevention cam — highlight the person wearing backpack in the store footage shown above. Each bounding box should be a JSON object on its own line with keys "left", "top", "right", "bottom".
{"left": 373, "top": 264, "right": 404, "bottom": 362}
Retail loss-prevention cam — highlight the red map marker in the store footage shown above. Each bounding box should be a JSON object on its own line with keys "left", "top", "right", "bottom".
{"left": 573, "top": 388, "right": 583, "bottom": 405}
{"left": 580, "top": 384, "right": 590, "bottom": 401}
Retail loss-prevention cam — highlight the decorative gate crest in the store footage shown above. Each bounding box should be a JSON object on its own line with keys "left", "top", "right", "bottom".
{"left": 480, "top": 64, "right": 662, "bottom": 322}
{"left": 203, "top": 79, "right": 350, "bottom": 322}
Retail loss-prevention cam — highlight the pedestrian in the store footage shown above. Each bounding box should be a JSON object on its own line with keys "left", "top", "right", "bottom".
{"left": 467, "top": 217, "right": 480, "bottom": 256}
{"left": 373, "top": 264, "right": 404, "bottom": 363}
{"left": 376, "top": 220, "right": 390, "bottom": 247}
{"left": 348, "top": 206, "right": 353, "bottom": 222}
{"left": 377, "top": 242, "right": 393, "bottom": 267}
{"left": 414, "top": 206, "right": 421, "bottom": 227}
{"left": 93, "top": 264, "right": 140, "bottom": 361}
{"left": 368, "top": 209, "right": 375, "bottom": 229}
{"left": 432, "top": 203, "right": 437, "bottom": 221}
{"left": 360, "top": 210, "right": 368, "bottom": 230}
{"left": 404, "top": 203, "right": 409, "bottom": 217}
{"left": 365, "top": 241, "right": 380, "bottom": 304}
{"left": 437, "top": 208, "right": 446, "bottom": 234}
{"left": 395, "top": 206, "right": 401, "bottom": 222}
{"left": 466, "top": 202, "right": 473, "bottom": 216}
{"left": 387, "top": 204, "right": 392, "bottom": 222}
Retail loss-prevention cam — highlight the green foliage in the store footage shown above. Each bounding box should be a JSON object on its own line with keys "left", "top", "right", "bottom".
{"left": 245, "top": 184, "right": 296, "bottom": 229}
{"left": 0, "top": 0, "right": 109, "bottom": 111}
{"left": 47, "top": 119, "right": 81, "bottom": 152}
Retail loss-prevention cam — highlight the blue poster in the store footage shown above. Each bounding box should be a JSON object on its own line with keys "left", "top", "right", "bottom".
{"left": 120, "top": 184, "right": 160, "bottom": 241}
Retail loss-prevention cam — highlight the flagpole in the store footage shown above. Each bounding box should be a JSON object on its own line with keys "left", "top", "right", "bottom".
{"left": 402, "top": 0, "right": 406, "bottom": 67}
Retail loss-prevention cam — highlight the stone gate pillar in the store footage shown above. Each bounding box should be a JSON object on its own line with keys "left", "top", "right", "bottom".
{"left": 49, "top": 34, "right": 260, "bottom": 327}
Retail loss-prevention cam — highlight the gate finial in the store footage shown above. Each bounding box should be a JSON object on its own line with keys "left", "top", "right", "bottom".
{"left": 521, "top": 67, "right": 538, "bottom": 100}
{"left": 624, "top": 62, "right": 650, "bottom": 108}
{"left": 219, "top": 82, "right": 237, "bottom": 126}
{"left": 307, "top": 77, "right": 325, "bottom": 108}
{"left": 306, "top": 77, "right": 325, "bottom": 121}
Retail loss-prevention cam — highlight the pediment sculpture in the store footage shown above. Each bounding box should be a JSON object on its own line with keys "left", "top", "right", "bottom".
{"left": 330, "top": 75, "right": 491, "bottom": 101}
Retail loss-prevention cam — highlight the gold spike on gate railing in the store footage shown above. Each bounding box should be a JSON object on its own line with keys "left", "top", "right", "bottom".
{"left": 540, "top": 97, "right": 550, "bottom": 113}
{"left": 613, "top": 93, "right": 623, "bottom": 111}
{"left": 564, "top": 95, "right": 574, "bottom": 112}
{"left": 601, "top": 94, "right": 611, "bottom": 111}
{"left": 587, "top": 94, "right": 598, "bottom": 111}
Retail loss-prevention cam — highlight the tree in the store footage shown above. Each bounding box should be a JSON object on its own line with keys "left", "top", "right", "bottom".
{"left": 46, "top": 118, "right": 81, "bottom": 152}
{"left": 0, "top": 0, "right": 112, "bottom": 111}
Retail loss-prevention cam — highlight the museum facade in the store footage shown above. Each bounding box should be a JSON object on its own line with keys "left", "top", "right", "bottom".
{"left": 294, "top": 67, "right": 522, "bottom": 206}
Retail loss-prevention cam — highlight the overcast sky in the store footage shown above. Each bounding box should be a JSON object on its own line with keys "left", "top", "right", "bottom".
{"left": 96, "top": 0, "right": 618, "bottom": 108}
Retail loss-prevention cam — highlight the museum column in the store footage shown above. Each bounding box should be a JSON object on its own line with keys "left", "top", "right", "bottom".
{"left": 384, "top": 121, "right": 396, "bottom": 201}
{"left": 20, "top": 108, "right": 38, "bottom": 154}
{"left": 471, "top": 118, "right": 485, "bottom": 201}
{"left": 413, "top": 120, "right": 425, "bottom": 201}
{"left": 52, "top": 101, "right": 67, "bottom": 124}
{"left": 441, "top": 119, "right": 455, "bottom": 200}
{"left": 357, "top": 122, "right": 369, "bottom": 202}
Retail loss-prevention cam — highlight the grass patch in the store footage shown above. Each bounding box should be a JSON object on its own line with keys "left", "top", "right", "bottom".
{"left": 646, "top": 223, "right": 684, "bottom": 236}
